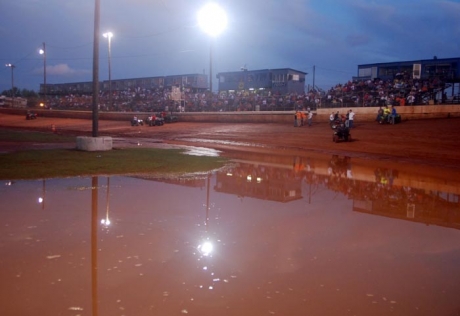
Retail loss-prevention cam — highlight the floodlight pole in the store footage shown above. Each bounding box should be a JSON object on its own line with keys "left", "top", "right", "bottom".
{"left": 198, "top": 3, "right": 227, "bottom": 94}
{"left": 5, "top": 64, "right": 15, "bottom": 107}
{"left": 103, "top": 32, "right": 113, "bottom": 110}
{"left": 92, "top": 0, "right": 100, "bottom": 137}
{"left": 107, "top": 35, "right": 112, "bottom": 110}
{"left": 209, "top": 40, "right": 213, "bottom": 93}
{"left": 41, "top": 43, "right": 47, "bottom": 103}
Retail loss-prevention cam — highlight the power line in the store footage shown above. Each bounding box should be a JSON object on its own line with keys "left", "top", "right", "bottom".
{"left": 47, "top": 42, "right": 92, "bottom": 50}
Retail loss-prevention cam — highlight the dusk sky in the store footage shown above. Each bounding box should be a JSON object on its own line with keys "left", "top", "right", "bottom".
{"left": 1, "top": 0, "right": 460, "bottom": 94}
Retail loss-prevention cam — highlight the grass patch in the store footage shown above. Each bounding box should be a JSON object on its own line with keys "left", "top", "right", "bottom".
{"left": 0, "top": 148, "right": 227, "bottom": 180}
{"left": 0, "top": 129, "right": 75, "bottom": 143}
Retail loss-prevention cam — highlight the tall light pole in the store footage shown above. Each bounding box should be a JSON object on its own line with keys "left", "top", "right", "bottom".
{"left": 103, "top": 32, "right": 113, "bottom": 110}
{"left": 5, "top": 63, "right": 15, "bottom": 107}
{"left": 198, "top": 2, "right": 227, "bottom": 94}
{"left": 39, "top": 43, "right": 46, "bottom": 105}
{"left": 92, "top": 0, "right": 100, "bottom": 137}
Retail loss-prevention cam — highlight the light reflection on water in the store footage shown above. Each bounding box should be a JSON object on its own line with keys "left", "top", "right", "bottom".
{"left": 1, "top": 155, "right": 460, "bottom": 316}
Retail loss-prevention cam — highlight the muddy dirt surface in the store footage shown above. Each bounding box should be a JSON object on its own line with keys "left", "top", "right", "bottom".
{"left": 1, "top": 113, "right": 459, "bottom": 177}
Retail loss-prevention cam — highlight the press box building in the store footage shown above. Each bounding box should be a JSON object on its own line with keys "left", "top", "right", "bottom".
{"left": 216, "top": 68, "right": 307, "bottom": 95}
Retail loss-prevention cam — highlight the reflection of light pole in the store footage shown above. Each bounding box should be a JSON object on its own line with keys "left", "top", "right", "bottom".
{"left": 5, "top": 63, "right": 15, "bottom": 107}
{"left": 39, "top": 43, "right": 46, "bottom": 105}
{"left": 197, "top": 174, "right": 213, "bottom": 257}
{"left": 38, "top": 179, "right": 46, "bottom": 210}
{"left": 103, "top": 32, "right": 113, "bottom": 110}
{"left": 101, "top": 176, "right": 111, "bottom": 227}
{"left": 91, "top": 176, "right": 99, "bottom": 316}
{"left": 197, "top": 2, "right": 227, "bottom": 93}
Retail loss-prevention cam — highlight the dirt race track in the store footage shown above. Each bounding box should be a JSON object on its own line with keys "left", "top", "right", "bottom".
{"left": 1, "top": 113, "right": 459, "bottom": 179}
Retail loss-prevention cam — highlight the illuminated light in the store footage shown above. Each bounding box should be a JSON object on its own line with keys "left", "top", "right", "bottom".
{"left": 246, "top": 175, "right": 252, "bottom": 182}
{"left": 249, "top": 88, "right": 254, "bottom": 91}
{"left": 38, "top": 197, "right": 43, "bottom": 203}
{"left": 40, "top": 103, "right": 44, "bottom": 107}
{"left": 197, "top": 3, "right": 228, "bottom": 37}
{"left": 198, "top": 241, "right": 213, "bottom": 256}
{"left": 209, "top": 286, "right": 213, "bottom": 290}
{"left": 256, "top": 177, "right": 262, "bottom": 183}
{"left": 226, "top": 172, "right": 233, "bottom": 176}
{"left": 101, "top": 218, "right": 111, "bottom": 226}
{"left": 102, "top": 32, "right": 113, "bottom": 39}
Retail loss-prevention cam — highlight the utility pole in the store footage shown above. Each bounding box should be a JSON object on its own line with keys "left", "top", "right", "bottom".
{"left": 312, "top": 65, "right": 316, "bottom": 91}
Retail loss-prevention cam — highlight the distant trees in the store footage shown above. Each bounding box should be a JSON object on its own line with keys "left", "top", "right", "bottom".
{"left": 1, "top": 88, "right": 38, "bottom": 98}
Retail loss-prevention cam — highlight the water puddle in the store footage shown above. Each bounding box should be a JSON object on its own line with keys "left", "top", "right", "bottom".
{"left": 1, "top": 154, "right": 459, "bottom": 315}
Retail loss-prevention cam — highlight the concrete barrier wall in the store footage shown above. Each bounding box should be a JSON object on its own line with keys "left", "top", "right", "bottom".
{"left": 317, "top": 105, "right": 460, "bottom": 121}
{"left": 1, "top": 105, "right": 460, "bottom": 123}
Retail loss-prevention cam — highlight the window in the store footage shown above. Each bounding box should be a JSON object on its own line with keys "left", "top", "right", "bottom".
{"left": 358, "top": 67, "right": 372, "bottom": 77}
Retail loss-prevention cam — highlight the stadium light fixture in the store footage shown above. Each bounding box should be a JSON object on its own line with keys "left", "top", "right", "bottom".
{"left": 197, "top": 3, "right": 228, "bottom": 93}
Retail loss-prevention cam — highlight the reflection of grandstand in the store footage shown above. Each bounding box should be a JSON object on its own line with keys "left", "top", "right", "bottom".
{"left": 214, "top": 163, "right": 303, "bottom": 202}
{"left": 309, "top": 157, "right": 460, "bottom": 231}
{"left": 353, "top": 196, "right": 460, "bottom": 230}
{"left": 223, "top": 151, "right": 460, "bottom": 228}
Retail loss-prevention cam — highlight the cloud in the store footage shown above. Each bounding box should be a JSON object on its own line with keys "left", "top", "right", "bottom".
{"left": 46, "top": 64, "right": 91, "bottom": 76}
{"left": 346, "top": 34, "right": 371, "bottom": 47}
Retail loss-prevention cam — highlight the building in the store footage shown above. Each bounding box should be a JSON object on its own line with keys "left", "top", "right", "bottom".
{"left": 103, "top": 74, "right": 208, "bottom": 93}
{"left": 0, "top": 95, "right": 28, "bottom": 108}
{"left": 40, "top": 73, "right": 208, "bottom": 96}
{"left": 216, "top": 68, "right": 307, "bottom": 95}
{"left": 355, "top": 57, "right": 460, "bottom": 81}
{"left": 44, "top": 81, "right": 93, "bottom": 95}
{"left": 354, "top": 57, "right": 460, "bottom": 96}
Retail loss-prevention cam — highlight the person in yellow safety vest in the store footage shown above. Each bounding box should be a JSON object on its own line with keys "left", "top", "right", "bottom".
{"left": 381, "top": 105, "right": 391, "bottom": 123}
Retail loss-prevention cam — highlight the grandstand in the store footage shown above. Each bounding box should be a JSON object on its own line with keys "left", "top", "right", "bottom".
{"left": 35, "top": 58, "right": 460, "bottom": 111}
{"left": 354, "top": 57, "right": 460, "bottom": 101}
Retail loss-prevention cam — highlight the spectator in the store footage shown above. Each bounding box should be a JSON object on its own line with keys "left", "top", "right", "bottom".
{"left": 348, "top": 109, "right": 355, "bottom": 128}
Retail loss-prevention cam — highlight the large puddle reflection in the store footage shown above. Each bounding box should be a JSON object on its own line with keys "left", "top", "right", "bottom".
{"left": 1, "top": 155, "right": 460, "bottom": 315}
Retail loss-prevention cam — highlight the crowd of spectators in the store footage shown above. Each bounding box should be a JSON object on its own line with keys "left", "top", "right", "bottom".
{"left": 322, "top": 72, "right": 447, "bottom": 108}
{"left": 45, "top": 87, "right": 316, "bottom": 112}
{"left": 45, "top": 72, "right": 448, "bottom": 112}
